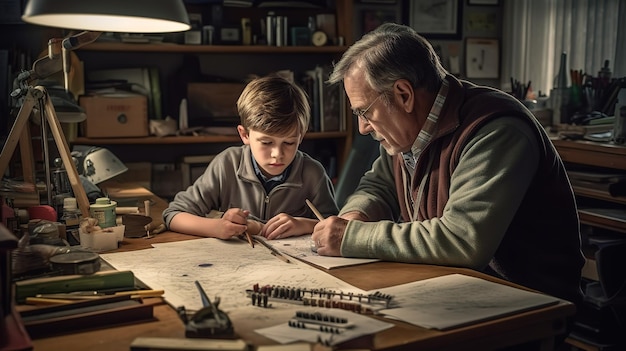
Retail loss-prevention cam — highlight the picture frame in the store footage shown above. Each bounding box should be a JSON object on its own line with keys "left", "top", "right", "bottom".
{"left": 465, "top": 38, "right": 500, "bottom": 79}
{"left": 362, "top": 9, "right": 398, "bottom": 34}
{"left": 406, "top": 0, "right": 462, "bottom": 40}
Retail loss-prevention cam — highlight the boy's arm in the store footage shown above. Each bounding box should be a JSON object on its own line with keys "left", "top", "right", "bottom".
{"left": 168, "top": 212, "right": 248, "bottom": 240}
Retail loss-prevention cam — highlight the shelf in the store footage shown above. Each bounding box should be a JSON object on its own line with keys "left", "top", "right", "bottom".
{"left": 552, "top": 139, "right": 626, "bottom": 171}
{"left": 72, "top": 131, "right": 348, "bottom": 145}
{"left": 81, "top": 42, "right": 348, "bottom": 54}
{"left": 572, "top": 186, "right": 626, "bottom": 205}
{"left": 578, "top": 208, "right": 626, "bottom": 234}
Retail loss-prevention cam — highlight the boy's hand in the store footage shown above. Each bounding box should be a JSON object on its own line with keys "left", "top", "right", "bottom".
{"left": 217, "top": 208, "right": 249, "bottom": 239}
{"left": 262, "top": 213, "right": 316, "bottom": 240}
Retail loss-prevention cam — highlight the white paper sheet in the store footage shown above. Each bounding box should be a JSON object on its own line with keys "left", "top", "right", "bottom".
{"left": 376, "top": 273, "right": 561, "bottom": 330}
{"left": 254, "top": 307, "right": 393, "bottom": 346}
{"left": 100, "top": 238, "right": 366, "bottom": 312}
{"left": 266, "top": 234, "right": 380, "bottom": 270}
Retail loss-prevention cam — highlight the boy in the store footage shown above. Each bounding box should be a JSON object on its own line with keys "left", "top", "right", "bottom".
{"left": 163, "top": 75, "right": 338, "bottom": 240}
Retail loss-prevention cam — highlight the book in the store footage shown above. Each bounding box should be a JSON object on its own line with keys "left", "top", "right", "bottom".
{"left": 14, "top": 270, "right": 136, "bottom": 303}
{"left": 20, "top": 294, "right": 156, "bottom": 338}
{"left": 318, "top": 65, "right": 343, "bottom": 132}
{"left": 302, "top": 69, "right": 320, "bottom": 132}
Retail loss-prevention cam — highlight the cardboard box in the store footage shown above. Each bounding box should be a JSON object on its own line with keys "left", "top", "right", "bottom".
{"left": 80, "top": 94, "right": 149, "bottom": 138}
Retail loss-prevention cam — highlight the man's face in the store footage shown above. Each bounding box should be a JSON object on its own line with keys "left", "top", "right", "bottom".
{"left": 238, "top": 126, "right": 301, "bottom": 177}
{"left": 344, "top": 68, "right": 420, "bottom": 155}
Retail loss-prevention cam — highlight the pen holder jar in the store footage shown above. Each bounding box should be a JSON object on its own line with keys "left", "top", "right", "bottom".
{"left": 89, "top": 197, "right": 117, "bottom": 228}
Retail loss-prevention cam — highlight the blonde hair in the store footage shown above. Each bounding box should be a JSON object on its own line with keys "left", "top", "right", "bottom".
{"left": 237, "top": 75, "right": 310, "bottom": 137}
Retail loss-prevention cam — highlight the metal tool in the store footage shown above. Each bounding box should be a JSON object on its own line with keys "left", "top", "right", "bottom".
{"left": 181, "top": 280, "right": 234, "bottom": 338}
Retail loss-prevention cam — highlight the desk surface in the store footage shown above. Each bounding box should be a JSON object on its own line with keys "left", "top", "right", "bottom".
{"left": 25, "top": 182, "right": 575, "bottom": 351}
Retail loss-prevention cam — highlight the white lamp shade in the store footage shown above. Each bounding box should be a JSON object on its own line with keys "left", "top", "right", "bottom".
{"left": 22, "top": 0, "right": 191, "bottom": 33}
{"left": 82, "top": 147, "right": 128, "bottom": 184}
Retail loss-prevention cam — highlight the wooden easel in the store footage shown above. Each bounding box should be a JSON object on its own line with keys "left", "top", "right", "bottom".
{"left": 0, "top": 85, "right": 90, "bottom": 218}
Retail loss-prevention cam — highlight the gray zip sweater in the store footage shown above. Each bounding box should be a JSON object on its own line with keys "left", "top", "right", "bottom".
{"left": 163, "top": 145, "right": 338, "bottom": 227}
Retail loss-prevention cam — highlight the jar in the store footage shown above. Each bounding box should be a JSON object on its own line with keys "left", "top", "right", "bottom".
{"left": 89, "top": 197, "right": 117, "bottom": 228}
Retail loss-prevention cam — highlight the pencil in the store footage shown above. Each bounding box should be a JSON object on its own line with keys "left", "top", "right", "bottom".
{"left": 244, "top": 231, "right": 254, "bottom": 248}
{"left": 271, "top": 251, "right": 290, "bottom": 263}
{"left": 305, "top": 199, "right": 324, "bottom": 220}
{"left": 254, "top": 237, "right": 291, "bottom": 263}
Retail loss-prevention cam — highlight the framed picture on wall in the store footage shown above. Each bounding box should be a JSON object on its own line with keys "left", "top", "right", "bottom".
{"left": 465, "top": 38, "right": 500, "bottom": 78}
{"left": 407, "top": 0, "right": 462, "bottom": 39}
{"left": 362, "top": 9, "right": 398, "bottom": 34}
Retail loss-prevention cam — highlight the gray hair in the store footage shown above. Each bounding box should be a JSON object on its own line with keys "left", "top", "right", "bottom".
{"left": 328, "top": 23, "right": 447, "bottom": 95}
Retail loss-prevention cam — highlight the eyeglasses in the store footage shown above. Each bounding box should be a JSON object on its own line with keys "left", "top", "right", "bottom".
{"left": 353, "top": 94, "right": 382, "bottom": 123}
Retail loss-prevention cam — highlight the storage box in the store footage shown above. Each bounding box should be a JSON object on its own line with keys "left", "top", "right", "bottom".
{"left": 79, "top": 94, "right": 149, "bottom": 138}
{"left": 187, "top": 83, "right": 246, "bottom": 127}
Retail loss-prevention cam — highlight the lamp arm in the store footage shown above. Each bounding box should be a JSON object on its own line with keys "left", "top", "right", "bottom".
{"left": 62, "top": 31, "right": 102, "bottom": 51}
{"left": 62, "top": 31, "right": 101, "bottom": 93}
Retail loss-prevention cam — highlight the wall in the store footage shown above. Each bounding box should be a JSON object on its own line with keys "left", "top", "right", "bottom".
{"left": 351, "top": 0, "right": 503, "bottom": 88}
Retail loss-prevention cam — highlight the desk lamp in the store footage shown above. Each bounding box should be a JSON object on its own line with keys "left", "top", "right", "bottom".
{"left": 3, "top": 0, "right": 190, "bottom": 214}
{"left": 22, "top": 0, "right": 191, "bottom": 33}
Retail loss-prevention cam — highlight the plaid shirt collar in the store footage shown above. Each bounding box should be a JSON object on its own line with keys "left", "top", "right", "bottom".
{"left": 401, "top": 78, "right": 450, "bottom": 170}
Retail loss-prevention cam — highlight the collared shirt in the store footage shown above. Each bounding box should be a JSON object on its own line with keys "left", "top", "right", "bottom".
{"left": 401, "top": 78, "right": 450, "bottom": 221}
{"left": 251, "top": 153, "right": 291, "bottom": 194}
{"left": 401, "top": 78, "right": 450, "bottom": 172}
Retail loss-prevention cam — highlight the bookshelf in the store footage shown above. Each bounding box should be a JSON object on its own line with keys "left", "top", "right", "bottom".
{"left": 69, "top": 0, "right": 356, "bottom": 198}
{"left": 553, "top": 138, "right": 626, "bottom": 350}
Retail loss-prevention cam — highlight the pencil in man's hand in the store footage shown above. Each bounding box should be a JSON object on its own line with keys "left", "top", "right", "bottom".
{"left": 305, "top": 199, "right": 324, "bottom": 220}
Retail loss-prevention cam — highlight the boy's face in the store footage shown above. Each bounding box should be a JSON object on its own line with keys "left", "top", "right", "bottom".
{"left": 237, "top": 125, "right": 301, "bottom": 178}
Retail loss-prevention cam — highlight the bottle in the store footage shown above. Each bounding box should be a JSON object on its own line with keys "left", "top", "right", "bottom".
{"left": 551, "top": 51, "right": 570, "bottom": 124}
{"left": 61, "top": 197, "right": 82, "bottom": 245}
{"left": 598, "top": 59, "right": 611, "bottom": 87}
{"left": 554, "top": 51, "right": 569, "bottom": 88}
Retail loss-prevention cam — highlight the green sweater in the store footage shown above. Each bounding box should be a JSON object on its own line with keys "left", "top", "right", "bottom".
{"left": 340, "top": 76, "right": 584, "bottom": 306}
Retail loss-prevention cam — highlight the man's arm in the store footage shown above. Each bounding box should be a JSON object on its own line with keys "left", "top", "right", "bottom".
{"left": 339, "top": 145, "right": 399, "bottom": 221}
{"left": 340, "top": 117, "right": 540, "bottom": 269}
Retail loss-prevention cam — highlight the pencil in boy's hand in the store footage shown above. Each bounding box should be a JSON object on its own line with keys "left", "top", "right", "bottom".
{"left": 305, "top": 199, "right": 324, "bottom": 220}
{"left": 245, "top": 231, "right": 254, "bottom": 248}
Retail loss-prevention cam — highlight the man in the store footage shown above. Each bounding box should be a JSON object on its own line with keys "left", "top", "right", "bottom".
{"left": 311, "top": 23, "right": 584, "bottom": 308}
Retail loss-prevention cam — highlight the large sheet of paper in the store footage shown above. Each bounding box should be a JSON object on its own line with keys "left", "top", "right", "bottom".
{"left": 376, "top": 273, "right": 561, "bottom": 330}
{"left": 99, "top": 238, "right": 366, "bottom": 313}
{"left": 265, "top": 234, "right": 380, "bottom": 270}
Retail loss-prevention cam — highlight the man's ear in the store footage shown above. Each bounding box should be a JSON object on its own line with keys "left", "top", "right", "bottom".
{"left": 237, "top": 125, "right": 250, "bottom": 144}
{"left": 394, "top": 79, "right": 415, "bottom": 113}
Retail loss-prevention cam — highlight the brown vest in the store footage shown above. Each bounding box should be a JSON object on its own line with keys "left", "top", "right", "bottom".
{"left": 393, "top": 75, "right": 584, "bottom": 306}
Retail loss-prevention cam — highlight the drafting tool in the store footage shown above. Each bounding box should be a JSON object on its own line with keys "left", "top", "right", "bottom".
{"left": 292, "top": 310, "right": 354, "bottom": 329}
{"left": 246, "top": 283, "right": 393, "bottom": 313}
{"left": 253, "top": 237, "right": 290, "bottom": 263}
{"left": 182, "top": 280, "right": 234, "bottom": 338}
{"left": 305, "top": 199, "right": 323, "bottom": 253}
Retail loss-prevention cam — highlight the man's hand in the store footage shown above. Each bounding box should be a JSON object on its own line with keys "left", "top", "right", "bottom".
{"left": 311, "top": 216, "right": 349, "bottom": 256}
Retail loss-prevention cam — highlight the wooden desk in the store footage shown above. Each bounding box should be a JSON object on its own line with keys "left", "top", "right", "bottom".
{"left": 27, "top": 183, "right": 575, "bottom": 351}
